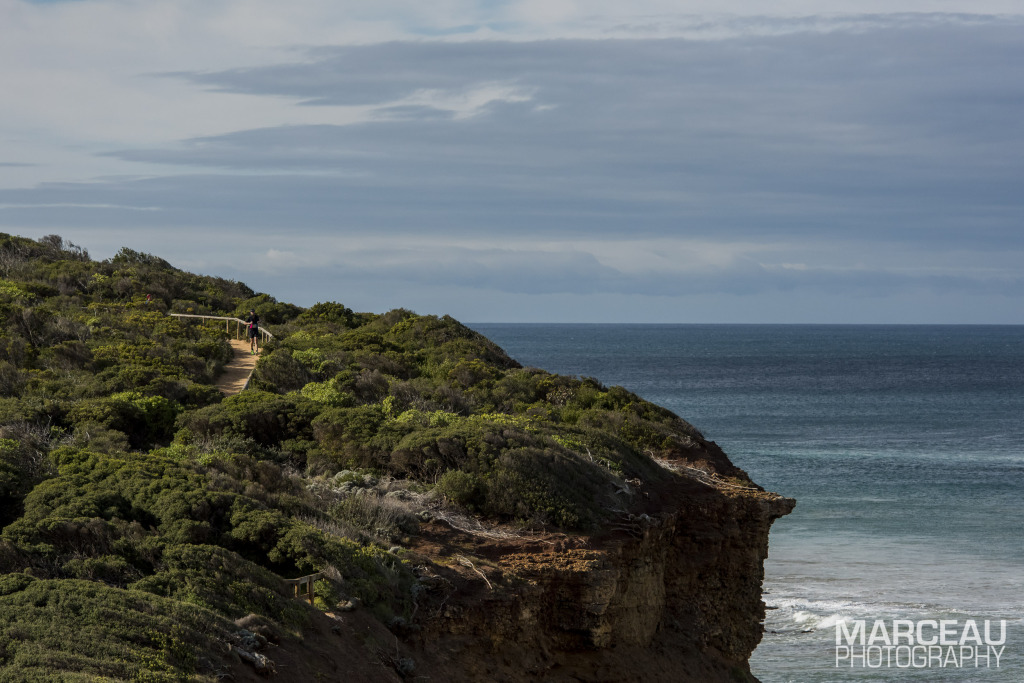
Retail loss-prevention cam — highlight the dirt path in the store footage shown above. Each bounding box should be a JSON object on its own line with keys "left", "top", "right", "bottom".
{"left": 217, "top": 339, "right": 259, "bottom": 395}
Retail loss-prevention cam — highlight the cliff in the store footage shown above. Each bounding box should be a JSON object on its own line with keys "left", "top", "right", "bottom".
{"left": 407, "top": 452, "right": 794, "bottom": 682}
{"left": 0, "top": 233, "right": 793, "bottom": 682}
{"left": 224, "top": 441, "right": 794, "bottom": 683}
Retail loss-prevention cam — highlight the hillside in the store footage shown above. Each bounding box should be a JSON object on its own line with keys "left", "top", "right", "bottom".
{"left": 0, "top": 233, "right": 793, "bottom": 682}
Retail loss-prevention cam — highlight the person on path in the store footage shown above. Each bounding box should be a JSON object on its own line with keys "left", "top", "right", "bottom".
{"left": 246, "top": 309, "right": 260, "bottom": 355}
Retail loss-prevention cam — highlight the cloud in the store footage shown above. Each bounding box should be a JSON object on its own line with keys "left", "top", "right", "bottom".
{"left": 140, "top": 234, "right": 1024, "bottom": 299}
{"left": 1, "top": 25, "right": 1012, "bottom": 251}
{"left": 2, "top": 5, "right": 1024, "bottom": 321}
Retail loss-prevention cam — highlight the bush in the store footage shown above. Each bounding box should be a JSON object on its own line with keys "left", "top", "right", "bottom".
{"left": 312, "top": 405, "right": 386, "bottom": 467}
{"left": 300, "top": 379, "right": 356, "bottom": 408}
{"left": 0, "top": 360, "right": 25, "bottom": 396}
{"left": 0, "top": 438, "right": 43, "bottom": 527}
{"left": 435, "top": 469, "right": 483, "bottom": 510}
{"left": 131, "top": 544, "right": 306, "bottom": 623}
{"left": 178, "top": 391, "right": 317, "bottom": 451}
{"left": 0, "top": 577, "right": 234, "bottom": 681}
{"left": 298, "top": 301, "right": 359, "bottom": 328}
{"left": 68, "top": 392, "right": 180, "bottom": 450}
{"left": 481, "top": 446, "right": 615, "bottom": 529}
{"left": 232, "top": 294, "right": 302, "bottom": 325}
{"left": 250, "top": 348, "right": 312, "bottom": 393}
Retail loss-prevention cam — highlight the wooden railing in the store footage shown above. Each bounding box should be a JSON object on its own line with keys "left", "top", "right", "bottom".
{"left": 284, "top": 573, "right": 320, "bottom": 605}
{"left": 168, "top": 313, "right": 275, "bottom": 343}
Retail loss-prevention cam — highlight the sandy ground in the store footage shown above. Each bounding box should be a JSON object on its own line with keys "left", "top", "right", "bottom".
{"left": 217, "top": 339, "right": 259, "bottom": 395}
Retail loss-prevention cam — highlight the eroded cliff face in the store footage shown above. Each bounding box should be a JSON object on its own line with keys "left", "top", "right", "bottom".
{"left": 224, "top": 441, "right": 793, "bottom": 683}
{"left": 404, "top": 445, "right": 795, "bottom": 683}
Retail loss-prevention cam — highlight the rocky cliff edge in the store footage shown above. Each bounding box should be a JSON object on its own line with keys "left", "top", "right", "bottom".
{"left": 231, "top": 438, "right": 794, "bottom": 683}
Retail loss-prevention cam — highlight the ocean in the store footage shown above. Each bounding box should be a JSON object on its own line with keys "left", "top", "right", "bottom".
{"left": 469, "top": 324, "right": 1024, "bottom": 682}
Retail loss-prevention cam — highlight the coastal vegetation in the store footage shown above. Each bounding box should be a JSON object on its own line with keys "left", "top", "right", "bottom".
{"left": 0, "top": 233, "right": 718, "bottom": 680}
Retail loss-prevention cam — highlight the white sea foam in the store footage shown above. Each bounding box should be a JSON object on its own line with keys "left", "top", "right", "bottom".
{"left": 764, "top": 594, "right": 971, "bottom": 634}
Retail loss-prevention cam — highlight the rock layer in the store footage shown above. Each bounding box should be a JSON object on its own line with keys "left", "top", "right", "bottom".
{"left": 407, "top": 448, "right": 795, "bottom": 682}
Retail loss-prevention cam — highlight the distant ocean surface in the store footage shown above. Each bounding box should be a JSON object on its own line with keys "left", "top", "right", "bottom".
{"left": 469, "top": 324, "right": 1024, "bottom": 682}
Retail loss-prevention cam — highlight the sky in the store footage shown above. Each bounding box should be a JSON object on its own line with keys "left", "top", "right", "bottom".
{"left": 2, "top": 1, "right": 1023, "bottom": 323}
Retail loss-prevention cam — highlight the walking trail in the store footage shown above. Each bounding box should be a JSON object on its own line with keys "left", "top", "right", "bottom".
{"left": 217, "top": 339, "right": 259, "bottom": 395}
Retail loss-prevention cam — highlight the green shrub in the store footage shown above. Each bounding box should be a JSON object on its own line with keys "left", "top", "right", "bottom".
{"left": 435, "top": 469, "right": 484, "bottom": 509}
{"left": 178, "top": 390, "right": 317, "bottom": 450}
{"left": 0, "top": 578, "right": 233, "bottom": 681}
{"left": 480, "top": 446, "right": 614, "bottom": 529}
{"left": 131, "top": 544, "right": 306, "bottom": 623}
{"left": 251, "top": 348, "right": 312, "bottom": 393}
{"left": 68, "top": 391, "right": 180, "bottom": 449}
{"left": 0, "top": 439, "right": 36, "bottom": 527}
{"left": 232, "top": 294, "right": 302, "bottom": 325}
{"left": 300, "top": 379, "right": 355, "bottom": 407}
{"left": 297, "top": 301, "right": 359, "bottom": 328}
{"left": 312, "top": 405, "right": 386, "bottom": 465}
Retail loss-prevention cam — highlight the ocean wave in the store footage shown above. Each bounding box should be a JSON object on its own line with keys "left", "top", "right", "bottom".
{"left": 767, "top": 596, "right": 934, "bottom": 633}
{"left": 766, "top": 595, "right": 1024, "bottom": 636}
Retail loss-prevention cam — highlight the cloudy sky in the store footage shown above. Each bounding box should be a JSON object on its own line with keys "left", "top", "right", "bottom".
{"left": 2, "top": 0, "right": 1023, "bottom": 322}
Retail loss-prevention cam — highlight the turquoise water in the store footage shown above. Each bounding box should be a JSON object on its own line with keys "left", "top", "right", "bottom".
{"left": 470, "top": 324, "right": 1024, "bottom": 682}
